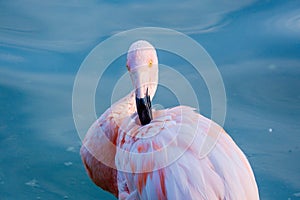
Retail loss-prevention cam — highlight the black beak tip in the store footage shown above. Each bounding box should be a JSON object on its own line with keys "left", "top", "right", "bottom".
{"left": 136, "top": 94, "right": 153, "bottom": 125}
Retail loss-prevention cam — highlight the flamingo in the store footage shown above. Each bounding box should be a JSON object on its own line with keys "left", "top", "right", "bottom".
{"left": 80, "top": 40, "right": 259, "bottom": 199}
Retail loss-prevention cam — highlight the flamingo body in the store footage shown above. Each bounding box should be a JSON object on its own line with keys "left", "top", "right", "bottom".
{"left": 80, "top": 40, "right": 259, "bottom": 199}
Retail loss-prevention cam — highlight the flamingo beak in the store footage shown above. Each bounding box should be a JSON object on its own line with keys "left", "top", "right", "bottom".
{"left": 135, "top": 88, "right": 152, "bottom": 125}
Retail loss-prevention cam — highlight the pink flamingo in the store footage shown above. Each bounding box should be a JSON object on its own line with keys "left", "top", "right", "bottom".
{"left": 80, "top": 40, "right": 259, "bottom": 199}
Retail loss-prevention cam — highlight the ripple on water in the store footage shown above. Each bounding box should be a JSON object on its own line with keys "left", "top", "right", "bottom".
{"left": 266, "top": 9, "right": 300, "bottom": 36}
{"left": 66, "top": 146, "right": 76, "bottom": 153}
{"left": 223, "top": 60, "right": 300, "bottom": 121}
{"left": 294, "top": 192, "right": 300, "bottom": 197}
{"left": 64, "top": 162, "right": 73, "bottom": 166}
{"left": 25, "top": 179, "right": 39, "bottom": 187}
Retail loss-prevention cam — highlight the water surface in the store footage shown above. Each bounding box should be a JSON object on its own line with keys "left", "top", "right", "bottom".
{"left": 1, "top": 0, "right": 300, "bottom": 199}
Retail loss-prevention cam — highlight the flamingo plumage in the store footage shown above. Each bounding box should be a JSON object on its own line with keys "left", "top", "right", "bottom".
{"left": 80, "top": 40, "right": 259, "bottom": 199}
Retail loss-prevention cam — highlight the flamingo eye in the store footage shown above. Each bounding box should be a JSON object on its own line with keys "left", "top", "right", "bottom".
{"left": 149, "top": 60, "right": 153, "bottom": 67}
{"left": 126, "top": 64, "right": 130, "bottom": 71}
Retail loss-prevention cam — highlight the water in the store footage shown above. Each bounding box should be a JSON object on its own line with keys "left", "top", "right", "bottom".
{"left": 1, "top": 0, "right": 300, "bottom": 199}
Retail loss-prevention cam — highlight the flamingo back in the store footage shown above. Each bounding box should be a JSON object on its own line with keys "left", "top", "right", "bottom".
{"left": 116, "top": 106, "right": 259, "bottom": 200}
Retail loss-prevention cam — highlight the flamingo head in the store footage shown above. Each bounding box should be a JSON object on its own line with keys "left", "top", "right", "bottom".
{"left": 126, "top": 40, "right": 158, "bottom": 125}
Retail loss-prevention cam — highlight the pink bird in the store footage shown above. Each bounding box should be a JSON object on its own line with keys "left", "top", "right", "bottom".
{"left": 80, "top": 40, "right": 260, "bottom": 199}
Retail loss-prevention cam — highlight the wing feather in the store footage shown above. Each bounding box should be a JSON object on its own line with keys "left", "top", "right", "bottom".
{"left": 116, "top": 106, "right": 259, "bottom": 199}
{"left": 80, "top": 93, "right": 135, "bottom": 197}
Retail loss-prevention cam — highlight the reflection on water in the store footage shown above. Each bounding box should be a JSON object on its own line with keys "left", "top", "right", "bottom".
{"left": 1, "top": 0, "right": 300, "bottom": 199}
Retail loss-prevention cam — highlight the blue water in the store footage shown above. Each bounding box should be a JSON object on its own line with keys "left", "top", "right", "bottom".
{"left": 1, "top": 1, "right": 300, "bottom": 199}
